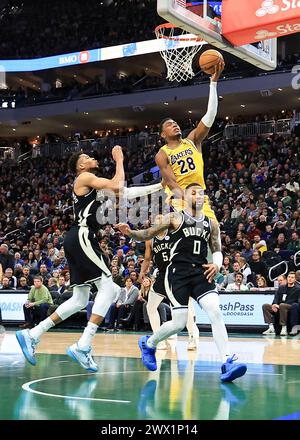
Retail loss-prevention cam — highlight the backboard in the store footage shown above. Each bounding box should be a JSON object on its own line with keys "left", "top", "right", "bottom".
{"left": 157, "top": 0, "right": 277, "bottom": 70}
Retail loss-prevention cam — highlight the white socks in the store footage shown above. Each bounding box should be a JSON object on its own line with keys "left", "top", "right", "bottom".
{"left": 29, "top": 317, "right": 55, "bottom": 341}
{"left": 77, "top": 322, "right": 98, "bottom": 350}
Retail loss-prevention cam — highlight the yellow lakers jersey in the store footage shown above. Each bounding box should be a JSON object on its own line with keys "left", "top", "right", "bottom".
{"left": 160, "top": 138, "right": 206, "bottom": 194}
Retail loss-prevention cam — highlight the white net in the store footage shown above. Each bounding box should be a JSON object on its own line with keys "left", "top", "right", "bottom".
{"left": 155, "top": 25, "right": 204, "bottom": 82}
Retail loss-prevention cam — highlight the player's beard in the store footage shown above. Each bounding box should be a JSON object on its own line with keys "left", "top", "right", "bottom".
{"left": 89, "top": 165, "right": 99, "bottom": 174}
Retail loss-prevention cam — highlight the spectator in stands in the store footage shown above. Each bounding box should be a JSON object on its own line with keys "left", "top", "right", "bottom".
{"left": 222, "top": 261, "right": 241, "bottom": 288}
{"left": 247, "top": 221, "right": 261, "bottom": 241}
{"left": 250, "top": 276, "right": 268, "bottom": 290}
{"left": 120, "top": 276, "right": 152, "bottom": 331}
{"left": 111, "top": 266, "right": 125, "bottom": 287}
{"left": 18, "top": 277, "right": 30, "bottom": 291}
{"left": 226, "top": 272, "right": 249, "bottom": 291}
{"left": 38, "top": 264, "right": 51, "bottom": 284}
{"left": 20, "top": 275, "right": 53, "bottom": 329}
{"left": 14, "top": 252, "right": 24, "bottom": 268}
{"left": 20, "top": 266, "right": 33, "bottom": 286}
{"left": 262, "top": 272, "right": 300, "bottom": 336}
{"left": 0, "top": 276, "right": 13, "bottom": 290}
{"left": 4, "top": 268, "right": 17, "bottom": 289}
{"left": 252, "top": 234, "right": 267, "bottom": 255}
{"left": 129, "top": 271, "right": 140, "bottom": 288}
{"left": 249, "top": 250, "right": 268, "bottom": 284}
{"left": 48, "top": 277, "right": 59, "bottom": 301}
{"left": 257, "top": 276, "right": 268, "bottom": 288}
{"left": 105, "top": 277, "right": 139, "bottom": 330}
{"left": 241, "top": 240, "right": 253, "bottom": 261}
{"left": 0, "top": 244, "right": 14, "bottom": 271}
{"left": 287, "top": 231, "right": 300, "bottom": 253}
{"left": 237, "top": 256, "right": 252, "bottom": 284}
{"left": 296, "top": 270, "right": 300, "bottom": 287}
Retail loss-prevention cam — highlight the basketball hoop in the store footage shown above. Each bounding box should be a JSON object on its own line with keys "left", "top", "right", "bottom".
{"left": 155, "top": 23, "right": 205, "bottom": 82}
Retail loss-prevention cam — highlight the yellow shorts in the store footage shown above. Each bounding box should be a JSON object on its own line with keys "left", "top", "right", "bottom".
{"left": 171, "top": 195, "right": 217, "bottom": 222}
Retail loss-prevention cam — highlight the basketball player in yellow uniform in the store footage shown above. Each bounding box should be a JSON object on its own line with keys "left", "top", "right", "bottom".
{"left": 156, "top": 61, "right": 224, "bottom": 219}
{"left": 153, "top": 62, "right": 224, "bottom": 347}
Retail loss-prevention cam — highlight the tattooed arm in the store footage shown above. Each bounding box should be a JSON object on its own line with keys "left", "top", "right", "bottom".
{"left": 203, "top": 219, "right": 223, "bottom": 283}
{"left": 116, "top": 212, "right": 182, "bottom": 241}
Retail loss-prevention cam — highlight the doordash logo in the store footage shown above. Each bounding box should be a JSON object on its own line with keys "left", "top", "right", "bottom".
{"left": 256, "top": 0, "right": 300, "bottom": 17}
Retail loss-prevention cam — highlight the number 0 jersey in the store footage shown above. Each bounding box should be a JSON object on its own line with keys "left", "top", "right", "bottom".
{"left": 169, "top": 211, "right": 212, "bottom": 267}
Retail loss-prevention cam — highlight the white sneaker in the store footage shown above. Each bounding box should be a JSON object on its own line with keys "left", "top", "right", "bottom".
{"left": 262, "top": 326, "right": 275, "bottom": 335}
{"left": 66, "top": 343, "right": 98, "bottom": 372}
{"left": 156, "top": 341, "right": 167, "bottom": 350}
{"left": 16, "top": 329, "right": 39, "bottom": 366}
{"left": 289, "top": 326, "right": 299, "bottom": 336}
{"left": 187, "top": 336, "right": 198, "bottom": 351}
{"left": 280, "top": 326, "right": 287, "bottom": 336}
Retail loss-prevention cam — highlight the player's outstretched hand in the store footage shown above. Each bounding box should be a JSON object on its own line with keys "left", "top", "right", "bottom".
{"left": 115, "top": 223, "right": 131, "bottom": 236}
{"left": 112, "top": 145, "right": 124, "bottom": 162}
{"left": 203, "top": 263, "right": 219, "bottom": 283}
{"left": 211, "top": 60, "right": 225, "bottom": 82}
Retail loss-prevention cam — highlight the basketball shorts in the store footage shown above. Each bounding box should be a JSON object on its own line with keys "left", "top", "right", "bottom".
{"left": 164, "top": 263, "right": 217, "bottom": 308}
{"left": 171, "top": 195, "right": 217, "bottom": 222}
{"left": 152, "top": 274, "right": 167, "bottom": 298}
{"left": 64, "top": 226, "right": 111, "bottom": 287}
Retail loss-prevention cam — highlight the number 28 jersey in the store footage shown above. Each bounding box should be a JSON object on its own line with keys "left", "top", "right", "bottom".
{"left": 169, "top": 211, "right": 212, "bottom": 267}
{"left": 160, "top": 138, "right": 205, "bottom": 194}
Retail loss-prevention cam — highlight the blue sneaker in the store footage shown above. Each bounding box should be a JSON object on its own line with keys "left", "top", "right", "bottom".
{"left": 66, "top": 343, "right": 98, "bottom": 372}
{"left": 16, "top": 330, "right": 38, "bottom": 366}
{"left": 220, "top": 354, "right": 247, "bottom": 382}
{"left": 138, "top": 335, "right": 157, "bottom": 371}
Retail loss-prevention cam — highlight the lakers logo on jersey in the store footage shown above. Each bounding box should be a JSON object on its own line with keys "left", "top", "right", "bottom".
{"left": 161, "top": 138, "right": 205, "bottom": 191}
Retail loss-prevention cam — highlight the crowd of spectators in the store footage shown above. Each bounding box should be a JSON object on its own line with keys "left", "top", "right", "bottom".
{"left": 0, "top": 0, "right": 158, "bottom": 59}
{"left": 0, "top": 125, "right": 299, "bottom": 329}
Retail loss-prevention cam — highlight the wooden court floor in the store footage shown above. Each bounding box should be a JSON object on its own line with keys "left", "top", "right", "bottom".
{"left": 1, "top": 329, "right": 300, "bottom": 420}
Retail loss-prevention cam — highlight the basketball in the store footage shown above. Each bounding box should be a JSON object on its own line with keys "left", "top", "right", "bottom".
{"left": 199, "top": 49, "right": 224, "bottom": 75}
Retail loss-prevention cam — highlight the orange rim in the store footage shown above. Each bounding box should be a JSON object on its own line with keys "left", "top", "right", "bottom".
{"left": 155, "top": 23, "right": 203, "bottom": 42}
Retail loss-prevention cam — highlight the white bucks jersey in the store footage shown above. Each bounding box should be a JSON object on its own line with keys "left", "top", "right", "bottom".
{"left": 170, "top": 211, "right": 211, "bottom": 267}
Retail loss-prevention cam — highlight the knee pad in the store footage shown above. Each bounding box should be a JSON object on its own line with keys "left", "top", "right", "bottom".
{"left": 56, "top": 285, "right": 90, "bottom": 321}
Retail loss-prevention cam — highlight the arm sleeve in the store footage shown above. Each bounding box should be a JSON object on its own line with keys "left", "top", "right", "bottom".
{"left": 201, "top": 82, "right": 218, "bottom": 128}
{"left": 124, "top": 183, "right": 163, "bottom": 200}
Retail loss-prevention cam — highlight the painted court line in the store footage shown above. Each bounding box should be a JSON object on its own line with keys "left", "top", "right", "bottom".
{"left": 22, "top": 371, "right": 151, "bottom": 403}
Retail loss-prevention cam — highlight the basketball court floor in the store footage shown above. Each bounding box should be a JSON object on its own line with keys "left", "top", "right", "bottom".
{"left": 1, "top": 329, "right": 300, "bottom": 420}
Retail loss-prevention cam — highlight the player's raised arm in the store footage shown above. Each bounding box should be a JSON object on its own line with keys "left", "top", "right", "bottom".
{"left": 77, "top": 145, "right": 124, "bottom": 193}
{"left": 155, "top": 150, "right": 184, "bottom": 199}
{"left": 187, "top": 61, "right": 225, "bottom": 149}
{"left": 203, "top": 219, "right": 223, "bottom": 283}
